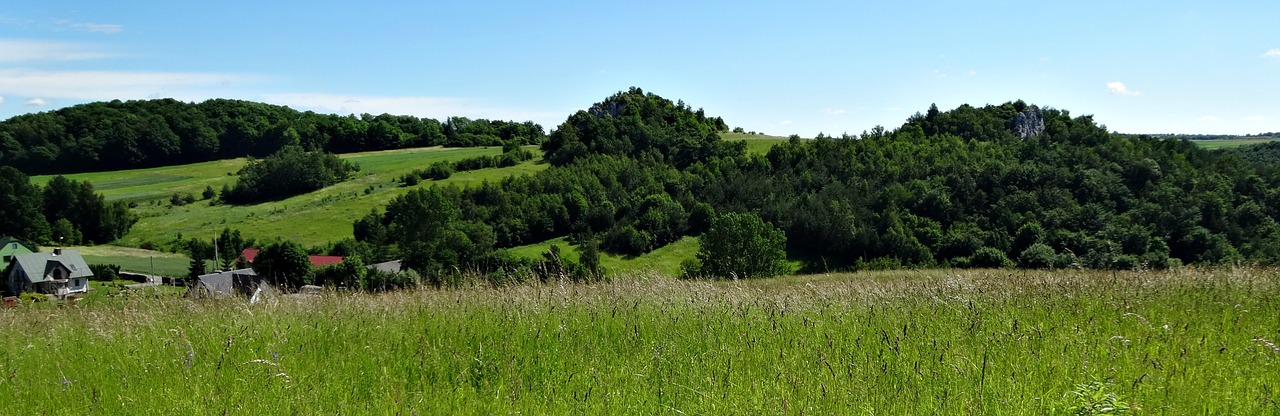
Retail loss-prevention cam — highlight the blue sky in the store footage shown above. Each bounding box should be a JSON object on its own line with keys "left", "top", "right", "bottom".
{"left": 2, "top": 1, "right": 1277, "bottom": 136}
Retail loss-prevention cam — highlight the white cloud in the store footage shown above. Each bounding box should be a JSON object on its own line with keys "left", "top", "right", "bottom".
{"left": 967, "top": 70, "right": 977, "bottom": 76}
{"left": 932, "top": 69, "right": 947, "bottom": 78}
{"left": 0, "top": 69, "right": 257, "bottom": 101}
{"left": 56, "top": 20, "right": 123, "bottom": 34}
{"left": 1039, "top": 57, "right": 1050, "bottom": 65}
{"left": 1196, "top": 115, "right": 1221, "bottom": 123}
{"left": 0, "top": 96, "right": 5, "bottom": 104}
{"left": 69, "top": 22, "right": 123, "bottom": 34}
{"left": 1244, "top": 115, "right": 1266, "bottom": 122}
{"left": 778, "top": 120, "right": 793, "bottom": 126}
{"left": 1263, "top": 48, "right": 1280, "bottom": 58}
{"left": 1106, "top": 81, "right": 1141, "bottom": 96}
{"left": 823, "top": 108, "right": 846, "bottom": 116}
{"left": 0, "top": 39, "right": 117, "bottom": 62}
{"left": 260, "top": 92, "right": 561, "bottom": 123}
{"left": 25, "top": 98, "right": 48, "bottom": 106}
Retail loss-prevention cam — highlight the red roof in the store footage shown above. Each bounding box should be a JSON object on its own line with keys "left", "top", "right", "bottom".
{"left": 240, "top": 248, "right": 343, "bottom": 267}
{"left": 308, "top": 255, "right": 344, "bottom": 266}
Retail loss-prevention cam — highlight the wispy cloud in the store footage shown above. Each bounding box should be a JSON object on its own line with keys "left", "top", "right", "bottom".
{"left": 823, "top": 108, "right": 846, "bottom": 116}
{"left": 1263, "top": 48, "right": 1280, "bottom": 58}
{"left": 932, "top": 69, "right": 947, "bottom": 78}
{"left": 260, "top": 92, "right": 561, "bottom": 122}
{"left": 1106, "top": 81, "right": 1141, "bottom": 96}
{"left": 24, "top": 98, "right": 48, "bottom": 106}
{"left": 58, "top": 20, "right": 123, "bottom": 34}
{"left": 0, "top": 96, "right": 5, "bottom": 104}
{"left": 0, "top": 39, "right": 117, "bottom": 62}
{"left": 778, "top": 120, "right": 793, "bottom": 126}
{"left": 0, "top": 69, "right": 257, "bottom": 101}
{"left": 1244, "top": 115, "right": 1266, "bottom": 122}
{"left": 1196, "top": 115, "right": 1221, "bottom": 123}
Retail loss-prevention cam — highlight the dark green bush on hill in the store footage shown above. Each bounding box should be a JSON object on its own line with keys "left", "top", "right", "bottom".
{"left": 221, "top": 146, "right": 359, "bottom": 204}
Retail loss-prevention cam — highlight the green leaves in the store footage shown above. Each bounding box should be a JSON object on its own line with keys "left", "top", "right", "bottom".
{"left": 690, "top": 212, "right": 788, "bottom": 279}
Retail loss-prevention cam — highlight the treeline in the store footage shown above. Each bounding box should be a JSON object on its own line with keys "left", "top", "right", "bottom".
{"left": 347, "top": 89, "right": 1280, "bottom": 282}
{"left": 0, "top": 98, "right": 546, "bottom": 174}
{"left": 0, "top": 167, "right": 135, "bottom": 245}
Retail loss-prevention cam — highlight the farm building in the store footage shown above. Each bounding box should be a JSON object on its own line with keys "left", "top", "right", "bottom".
{"left": 5, "top": 248, "right": 93, "bottom": 297}
{"left": 189, "top": 268, "right": 271, "bottom": 299}
{"left": 1, "top": 236, "right": 36, "bottom": 263}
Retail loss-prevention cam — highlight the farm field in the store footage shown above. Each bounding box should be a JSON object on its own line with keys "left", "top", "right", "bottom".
{"left": 2, "top": 268, "right": 1276, "bottom": 413}
{"left": 32, "top": 146, "right": 547, "bottom": 248}
{"left": 70, "top": 244, "right": 192, "bottom": 277}
{"left": 1190, "top": 137, "right": 1280, "bottom": 149}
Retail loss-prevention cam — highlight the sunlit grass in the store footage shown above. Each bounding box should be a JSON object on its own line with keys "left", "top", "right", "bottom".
{"left": 6, "top": 268, "right": 1271, "bottom": 413}
{"left": 33, "top": 146, "right": 546, "bottom": 248}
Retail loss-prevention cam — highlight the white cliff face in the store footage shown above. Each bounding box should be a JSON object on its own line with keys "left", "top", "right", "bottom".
{"left": 1010, "top": 106, "right": 1046, "bottom": 139}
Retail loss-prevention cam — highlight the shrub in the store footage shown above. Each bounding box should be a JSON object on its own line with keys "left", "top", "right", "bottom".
{"left": 693, "top": 212, "right": 789, "bottom": 279}
{"left": 1018, "top": 243, "right": 1056, "bottom": 269}
{"left": 969, "top": 247, "right": 1013, "bottom": 268}
{"left": 88, "top": 264, "right": 121, "bottom": 282}
{"left": 19, "top": 292, "right": 47, "bottom": 303}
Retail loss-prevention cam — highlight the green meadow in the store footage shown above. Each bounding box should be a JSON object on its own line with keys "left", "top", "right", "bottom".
{"left": 1190, "top": 137, "right": 1280, "bottom": 149}
{"left": 721, "top": 132, "right": 793, "bottom": 155}
{"left": 2, "top": 268, "right": 1277, "bottom": 413}
{"left": 33, "top": 146, "right": 548, "bottom": 249}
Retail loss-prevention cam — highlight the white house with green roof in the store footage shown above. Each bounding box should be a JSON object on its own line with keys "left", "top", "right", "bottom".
{"left": 6, "top": 248, "right": 93, "bottom": 297}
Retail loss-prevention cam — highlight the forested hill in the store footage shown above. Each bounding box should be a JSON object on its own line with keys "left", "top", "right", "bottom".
{"left": 0, "top": 99, "right": 546, "bottom": 174}
{"left": 356, "top": 90, "right": 1280, "bottom": 282}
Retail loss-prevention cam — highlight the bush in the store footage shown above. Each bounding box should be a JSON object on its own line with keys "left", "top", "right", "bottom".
{"left": 88, "top": 263, "right": 121, "bottom": 281}
{"left": 19, "top": 292, "right": 47, "bottom": 303}
{"left": 1018, "top": 243, "right": 1056, "bottom": 269}
{"left": 693, "top": 212, "right": 789, "bottom": 279}
{"left": 969, "top": 247, "right": 1013, "bottom": 268}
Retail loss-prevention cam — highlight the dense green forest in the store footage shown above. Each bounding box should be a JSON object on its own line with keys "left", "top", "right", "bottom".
{"left": 350, "top": 88, "right": 1280, "bottom": 282}
{"left": 0, "top": 167, "right": 135, "bottom": 245}
{"left": 0, "top": 98, "right": 545, "bottom": 174}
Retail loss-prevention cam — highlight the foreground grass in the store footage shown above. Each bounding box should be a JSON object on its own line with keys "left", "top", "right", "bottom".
{"left": 2, "top": 268, "right": 1277, "bottom": 414}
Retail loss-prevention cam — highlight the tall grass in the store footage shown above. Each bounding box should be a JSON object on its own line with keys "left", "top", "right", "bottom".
{"left": 2, "top": 268, "right": 1277, "bottom": 413}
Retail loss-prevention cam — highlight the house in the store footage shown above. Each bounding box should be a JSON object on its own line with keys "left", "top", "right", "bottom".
{"left": 367, "top": 260, "right": 404, "bottom": 274}
{"left": 5, "top": 248, "right": 93, "bottom": 297}
{"left": 1, "top": 236, "right": 36, "bottom": 263}
{"left": 190, "top": 268, "right": 269, "bottom": 299}
{"left": 240, "top": 248, "right": 344, "bottom": 268}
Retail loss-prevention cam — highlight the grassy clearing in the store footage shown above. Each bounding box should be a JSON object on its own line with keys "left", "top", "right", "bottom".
{"left": 69, "top": 245, "right": 193, "bottom": 277}
{"left": 2, "top": 268, "right": 1276, "bottom": 413}
{"left": 1191, "top": 137, "right": 1280, "bottom": 149}
{"left": 34, "top": 147, "right": 547, "bottom": 248}
{"left": 721, "top": 132, "right": 793, "bottom": 155}
{"left": 507, "top": 236, "right": 701, "bottom": 277}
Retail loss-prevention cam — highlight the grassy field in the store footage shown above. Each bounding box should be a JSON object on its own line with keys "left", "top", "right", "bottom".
{"left": 506, "top": 236, "right": 702, "bottom": 277}
{"left": 721, "top": 132, "right": 793, "bottom": 155}
{"left": 1190, "top": 137, "right": 1280, "bottom": 149}
{"left": 2, "top": 267, "right": 1277, "bottom": 413}
{"left": 33, "top": 146, "right": 547, "bottom": 248}
{"left": 70, "top": 245, "right": 193, "bottom": 277}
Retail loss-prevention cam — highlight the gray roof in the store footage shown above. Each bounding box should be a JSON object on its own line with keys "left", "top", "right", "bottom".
{"left": 367, "top": 260, "right": 404, "bottom": 274}
{"left": 9, "top": 250, "right": 93, "bottom": 283}
{"left": 193, "top": 268, "right": 261, "bottom": 298}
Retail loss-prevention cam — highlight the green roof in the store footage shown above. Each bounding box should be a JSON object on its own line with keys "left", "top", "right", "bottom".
{"left": 8, "top": 250, "right": 93, "bottom": 284}
{"left": 0, "top": 236, "right": 36, "bottom": 259}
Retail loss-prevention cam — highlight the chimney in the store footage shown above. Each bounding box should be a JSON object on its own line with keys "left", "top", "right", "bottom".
{"left": 54, "top": 247, "right": 62, "bottom": 256}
